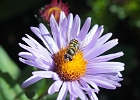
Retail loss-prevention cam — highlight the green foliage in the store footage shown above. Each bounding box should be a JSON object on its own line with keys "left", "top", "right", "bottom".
{"left": 85, "top": 0, "right": 140, "bottom": 28}
{"left": 0, "top": 46, "right": 27, "bottom": 100}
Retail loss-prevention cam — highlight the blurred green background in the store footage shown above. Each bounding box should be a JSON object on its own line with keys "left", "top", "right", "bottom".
{"left": 0, "top": 0, "right": 140, "bottom": 100}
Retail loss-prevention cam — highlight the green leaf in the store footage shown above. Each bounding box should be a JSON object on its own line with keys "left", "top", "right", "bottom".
{"left": 0, "top": 45, "right": 27, "bottom": 100}
{"left": 24, "top": 89, "right": 36, "bottom": 99}
{"left": 0, "top": 45, "right": 20, "bottom": 80}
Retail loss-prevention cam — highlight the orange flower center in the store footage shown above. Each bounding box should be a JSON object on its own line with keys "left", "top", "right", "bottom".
{"left": 53, "top": 48, "right": 87, "bottom": 81}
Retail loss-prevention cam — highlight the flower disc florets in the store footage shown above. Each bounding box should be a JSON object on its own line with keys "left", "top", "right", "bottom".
{"left": 53, "top": 47, "right": 87, "bottom": 81}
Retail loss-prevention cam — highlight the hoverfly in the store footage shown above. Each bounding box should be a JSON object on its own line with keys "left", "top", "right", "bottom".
{"left": 64, "top": 39, "right": 79, "bottom": 61}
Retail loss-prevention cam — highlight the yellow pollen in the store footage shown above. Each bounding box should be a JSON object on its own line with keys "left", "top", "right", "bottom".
{"left": 53, "top": 48, "right": 87, "bottom": 81}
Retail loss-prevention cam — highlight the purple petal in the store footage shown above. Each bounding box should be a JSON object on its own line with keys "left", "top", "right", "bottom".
{"left": 84, "top": 26, "right": 104, "bottom": 53}
{"left": 19, "top": 58, "right": 48, "bottom": 70}
{"left": 60, "top": 17, "right": 67, "bottom": 46}
{"left": 75, "top": 80, "right": 98, "bottom": 93}
{"left": 52, "top": 73, "right": 60, "bottom": 80}
{"left": 80, "top": 78, "right": 99, "bottom": 93}
{"left": 71, "top": 15, "right": 81, "bottom": 39}
{"left": 39, "top": 23, "right": 50, "bottom": 35}
{"left": 84, "top": 39, "right": 118, "bottom": 60}
{"left": 77, "top": 17, "right": 91, "bottom": 41}
{"left": 67, "top": 82, "right": 78, "bottom": 97}
{"left": 19, "top": 43, "right": 43, "bottom": 58}
{"left": 48, "top": 80, "right": 63, "bottom": 95}
{"left": 30, "top": 27, "right": 50, "bottom": 50}
{"left": 67, "top": 13, "right": 73, "bottom": 43}
{"left": 30, "top": 27, "right": 41, "bottom": 39}
{"left": 21, "top": 76, "right": 42, "bottom": 88}
{"left": 19, "top": 34, "right": 53, "bottom": 62}
{"left": 71, "top": 81, "right": 88, "bottom": 100}
{"left": 59, "top": 11, "right": 66, "bottom": 26}
{"left": 32, "top": 71, "right": 55, "bottom": 78}
{"left": 87, "top": 62, "right": 125, "bottom": 68}
{"left": 79, "top": 79, "right": 99, "bottom": 100}
{"left": 91, "top": 52, "right": 124, "bottom": 62}
{"left": 39, "top": 24, "right": 59, "bottom": 54}
{"left": 22, "top": 37, "right": 35, "bottom": 48}
{"left": 96, "top": 33, "right": 112, "bottom": 46}
{"left": 25, "top": 34, "right": 52, "bottom": 58}
{"left": 57, "top": 82, "right": 68, "bottom": 100}
{"left": 19, "top": 43, "right": 53, "bottom": 63}
{"left": 70, "top": 94, "right": 77, "bottom": 100}
{"left": 83, "top": 75, "right": 119, "bottom": 89}
{"left": 86, "top": 65, "right": 124, "bottom": 74}
{"left": 97, "top": 74, "right": 123, "bottom": 82}
{"left": 50, "top": 15, "right": 59, "bottom": 45}
{"left": 80, "top": 24, "right": 98, "bottom": 49}
{"left": 35, "top": 58, "right": 52, "bottom": 70}
{"left": 50, "top": 15, "right": 64, "bottom": 49}
{"left": 19, "top": 52, "right": 35, "bottom": 60}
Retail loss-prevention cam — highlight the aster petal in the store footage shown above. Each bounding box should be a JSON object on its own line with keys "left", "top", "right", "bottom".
{"left": 84, "top": 39, "right": 118, "bottom": 60}
{"left": 70, "top": 94, "right": 77, "bottom": 100}
{"left": 83, "top": 76, "right": 117, "bottom": 89}
{"left": 50, "top": 15, "right": 64, "bottom": 49}
{"left": 39, "top": 23, "right": 59, "bottom": 54}
{"left": 71, "top": 15, "right": 81, "bottom": 39}
{"left": 81, "top": 24, "right": 98, "bottom": 48}
{"left": 35, "top": 58, "right": 53, "bottom": 70}
{"left": 19, "top": 38, "right": 50, "bottom": 58}
{"left": 96, "top": 33, "right": 112, "bottom": 47}
{"left": 99, "top": 78, "right": 122, "bottom": 87}
{"left": 79, "top": 79, "right": 98, "bottom": 100}
{"left": 98, "top": 74, "right": 123, "bottom": 82}
{"left": 72, "top": 81, "right": 88, "bottom": 100}
{"left": 67, "top": 82, "right": 78, "bottom": 98}
{"left": 19, "top": 58, "right": 49, "bottom": 70}
{"left": 32, "top": 71, "right": 55, "bottom": 78}
{"left": 59, "top": 11, "right": 66, "bottom": 26}
{"left": 86, "top": 24, "right": 98, "bottom": 41}
{"left": 57, "top": 82, "right": 68, "bottom": 100}
{"left": 52, "top": 72, "right": 61, "bottom": 80}
{"left": 24, "top": 34, "right": 53, "bottom": 61}
{"left": 86, "top": 62, "right": 124, "bottom": 74}
{"left": 67, "top": 13, "right": 73, "bottom": 43}
{"left": 88, "top": 62, "right": 124, "bottom": 68}
{"left": 19, "top": 52, "right": 35, "bottom": 60}
{"left": 50, "top": 15, "right": 59, "bottom": 45}
{"left": 19, "top": 43, "right": 53, "bottom": 63}
{"left": 30, "top": 26, "right": 51, "bottom": 50}
{"left": 91, "top": 52, "right": 124, "bottom": 62}
{"left": 22, "top": 37, "right": 36, "bottom": 48}
{"left": 30, "top": 27, "right": 41, "bottom": 39}
{"left": 60, "top": 17, "right": 67, "bottom": 46}
{"left": 86, "top": 66, "right": 124, "bottom": 74}
{"left": 48, "top": 80, "right": 63, "bottom": 95}
{"left": 77, "top": 17, "right": 91, "bottom": 41}
{"left": 75, "top": 80, "right": 98, "bottom": 93}
{"left": 83, "top": 25, "right": 104, "bottom": 53}
{"left": 21, "top": 76, "right": 42, "bottom": 88}
{"left": 80, "top": 78, "right": 100, "bottom": 93}
{"left": 39, "top": 23, "right": 50, "bottom": 35}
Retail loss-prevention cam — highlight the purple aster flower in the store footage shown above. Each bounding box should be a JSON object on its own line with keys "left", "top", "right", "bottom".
{"left": 19, "top": 12, "right": 124, "bottom": 100}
